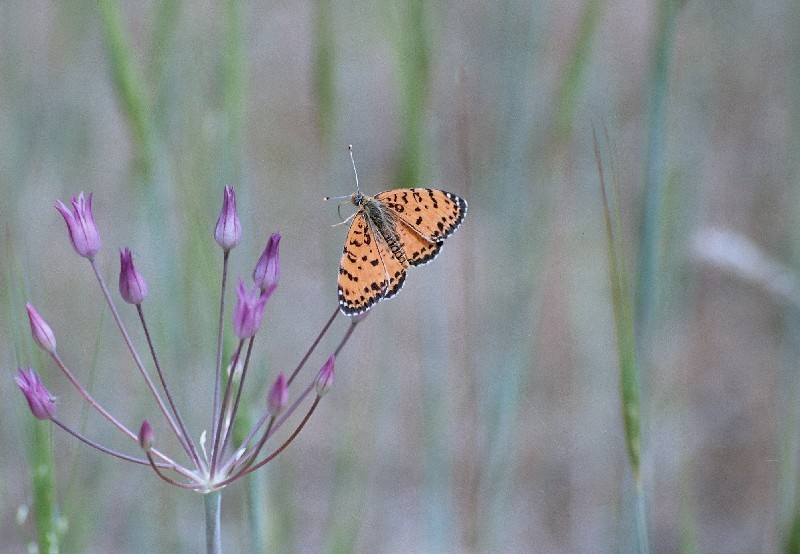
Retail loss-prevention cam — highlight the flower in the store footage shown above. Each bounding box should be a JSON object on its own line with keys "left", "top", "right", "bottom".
{"left": 139, "top": 420, "right": 154, "bottom": 451}
{"left": 55, "top": 192, "right": 101, "bottom": 259}
{"left": 315, "top": 356, "right": 335, "bottom": 397}
{"left": 26, "top": 303, "right": 56, "bottom": 354}
{"left": 232, "top": 279, "right": 268, "bottom": 339}
{"left": 253, "top": 233, "right": 281, "bottom": 298}
{"left": 15, "top": 368, "right": 56, "bottom": 420}
{"left": 214, "top": 186, "right": 241, "bottom": 251}
{"left": 119, "top": 248, "right": 149, "bottom": 304}
{"left": 267, "top": 373, "right": 288, "bottom": 416}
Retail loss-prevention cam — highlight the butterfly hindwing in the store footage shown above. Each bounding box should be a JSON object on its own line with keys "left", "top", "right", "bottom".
{"left": 391, "top": 218, "right": 443, "bottom": 266}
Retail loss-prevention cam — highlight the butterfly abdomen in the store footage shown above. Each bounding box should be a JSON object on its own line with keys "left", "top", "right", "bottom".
{"left": 363, "top": 199, "right": 410, "bottom": 265}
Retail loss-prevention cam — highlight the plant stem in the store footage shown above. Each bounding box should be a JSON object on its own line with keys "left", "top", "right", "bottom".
{"left": 205, "top": 491, "right": 222, "bottom": 554}
{"left": 212, "top": 250, "right": 231, "bottom": 458}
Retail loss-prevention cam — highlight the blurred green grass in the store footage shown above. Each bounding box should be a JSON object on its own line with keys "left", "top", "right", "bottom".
{"left": 2, "top": 0, "right": 800, "bottom": 552}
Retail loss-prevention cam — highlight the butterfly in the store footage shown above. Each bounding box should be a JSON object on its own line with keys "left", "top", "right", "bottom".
{"left": 327, "top": 147, "right": 467, "bottom": 316}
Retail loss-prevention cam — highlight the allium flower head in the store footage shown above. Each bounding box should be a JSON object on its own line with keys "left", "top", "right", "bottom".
{"left": 55, "top": 192, "right": 101, "bottom": 259}
{"left": 26, "top": 303, "right": 56, "bottom": 354}
{"left": 267, "top": 373, "right": 288, "bottom": 416}
{"left": 315, "top": 356, "right": 335, "bottom": 397}
{"left": 215, "top": 186, "right": 242, "bottom": 251}
{"left": 253, "top": 233, "right": 281, "bottom": 298}
{"left": 119, "top": 248, "right": 149, "bottom": 305}
{"left": 15, "top": 367, "right": 56, "bottom": 420}
{"left": 232, "top": 279, "right": 268, "bottom": 339}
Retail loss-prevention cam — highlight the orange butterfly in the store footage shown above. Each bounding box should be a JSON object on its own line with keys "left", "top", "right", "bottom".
{"left": 327, "top": 147, "right": 467, "bottom": 316}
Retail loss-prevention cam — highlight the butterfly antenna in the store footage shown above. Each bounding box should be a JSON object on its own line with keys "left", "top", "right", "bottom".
{"left": 348, "top": 144, "right": 361, "bottom": 194}
{"left": 323, "top": 145, "right": 361, "bottom": 201}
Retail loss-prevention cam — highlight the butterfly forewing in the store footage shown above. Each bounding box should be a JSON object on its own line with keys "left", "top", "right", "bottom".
{"left": 375, "top": 188, "right": 467, "bottom": 243}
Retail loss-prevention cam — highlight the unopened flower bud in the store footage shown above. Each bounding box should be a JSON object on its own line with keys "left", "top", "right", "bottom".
{"left": 215, "top": 186, "right": 241, "bottom": 251}
{"left": 26, "top": 303, "right": 56, "bottom": 354}
{"left": 267, "top": 373, "right": 288, "bottom": 416}
{"left": 55, "top": 192, "right": 101, "bottom": 259}
{"left": 139, "top": 420, "right": 154, "bottom": 451}
{"left": 15, "top": 367, "right": 56, "bottom": 420}
{"left": 253, "top": 233, "right": 281, "bottom": 298}
{"left": 119, "top": 248, "right": 149, "bottom": 304}
{"left": 232, "top": 279, "right": 268, "bottom": 339}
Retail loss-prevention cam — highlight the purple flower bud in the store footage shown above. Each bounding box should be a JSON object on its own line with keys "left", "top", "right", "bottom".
{"left": 315, "top": 356, "right": 335, "bottom": 397}
{"left": 232, "top": 279, "right": 268, "bottom": 339}
{"left": 55, "top": 192, "right": 101, "bottom": 259}
{"left": 139, "top": 420, "right": 154, "bottom": 450}
{"left": 267, "top": 373, "right": 288, "bottom": 416}
{"left": 26, "top": 303, "right": 56, "bottom": 354}
{"left": 119, "top": 248, "right": 149, "bottom": 304}
{"left": 215, "top": 186, "right": 241, "bottom": 251}
{"left": 253, "top": 233, "right": 281, "bottom": 298}
{"left": 15, "top": 368, "right": 56, "bottom": 420}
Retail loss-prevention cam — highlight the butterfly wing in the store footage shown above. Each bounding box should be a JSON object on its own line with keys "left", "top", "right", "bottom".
{"left": 375, "top": 188, "right": 467, "bottom": 266}
{"left": 391, "top": 219, "right": 443, "bottom": 267}
{"left": 337, "top": 212, "right": 407, "bottom": 315}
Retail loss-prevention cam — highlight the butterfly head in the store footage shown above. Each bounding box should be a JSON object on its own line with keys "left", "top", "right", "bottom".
{"left": 351, "top": 192, "right": 365, "bottom": 207}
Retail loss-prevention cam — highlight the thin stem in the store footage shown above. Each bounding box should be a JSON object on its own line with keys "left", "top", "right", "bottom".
{"left": 218, "top": 336, "right": 257, "bottom": 460}
{"left": 89, "top": 259, "right": 185, "bottom": 451}
{"left": 145, "top": 452, "right": 204, "bottom": 490}
{"left": 221, "top": 417, "right": 275, "bottom": 478}
{"left": 219, "top": 381, "right": 316, "bottom": 479}
{"left": 49, "top": 351, "right": 176, "bottom": 466}
{"left": 51, "top": 417, "right": 178, "bottom": 469}
{"left": 212, "top": 250, "right": 231, "bottom": 457}
{"left": 205, "top": 490, "right": 222, "bottom": 554}
{"left": 334, "top": 318, "right": 360, "bottom": 357}
{"left": 219, "top": 397, "right": 321, "bottom": 486}
{"left": 50, "top": 351, "right": 136, "bottom": 440}
{"left": 246, "top": 418, "right": 275, "bottom": 465}
{"left": 138, "top": 304, "right": 205, "bottom": 472}
{"left": 222, "top": 313, "right": 362, "bottom": 478}
{"left": 288, "top": 306, "right": 339, "bottom": 385}
{"left": 231, "top": 409, "right": 271, "bottom": 458}
{"left": 210, "top": 339, "right": 244, "bottom": 475}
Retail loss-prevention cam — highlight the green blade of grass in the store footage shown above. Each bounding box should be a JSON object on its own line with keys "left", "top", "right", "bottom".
{"left": 595, "top": 126, "right": 648, "bottom": 553}
{"left": 219, "top": 0, "right": 246, "bottom": 185}
{"left": 636, "top": 0, "right": 682, "bottom": 342}
{"left": 313, "top": 0, "right": 337, "bottom": 150}
{"left": 97, "top": 0, "right": 157, "bottom": 183}
{"left": 5, "top": 233, "right": 62, "bottom": 553}
{"left": 385, "top": 0, "right": 431, "bottom": 188}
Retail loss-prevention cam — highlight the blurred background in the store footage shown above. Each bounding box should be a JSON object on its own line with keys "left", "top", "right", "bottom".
{"left": 1, "top": 0, "right": 798, "bottom": 551}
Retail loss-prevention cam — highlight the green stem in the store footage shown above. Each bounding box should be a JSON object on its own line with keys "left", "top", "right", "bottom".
{"left": 97, "top": 0, "right": 156, "bottom": 180}
{"left": 30, "top": 421, "right": 59, "bottom": 553}
{"left": 636, "top": 0, "right": 679, "bottom": 342}
{"left": 204, "top": 491, "right": 222, "bottom": 554}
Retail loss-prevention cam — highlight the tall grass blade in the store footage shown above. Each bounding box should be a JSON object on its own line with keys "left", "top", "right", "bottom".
{"left": 636, "top": 0, "right": 681, "bottom": 341}
{"left": 5, "top": 236, "right": 61, "bottom": 553}
{"left": 595, "top": 126, "right": 649, "bottom": 553}
{"left": 219, "top": 0, "right": 246, "bottom": 185}
{"left": 97, "top": 0, "right": 157, "bottom": 184}
{"left": 313, "top": 0, "right": 337, "bottom": 150}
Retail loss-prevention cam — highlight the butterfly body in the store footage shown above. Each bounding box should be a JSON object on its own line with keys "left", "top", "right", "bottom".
{"left": 336, "top": 187, "right": 467, "bottom": 315}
